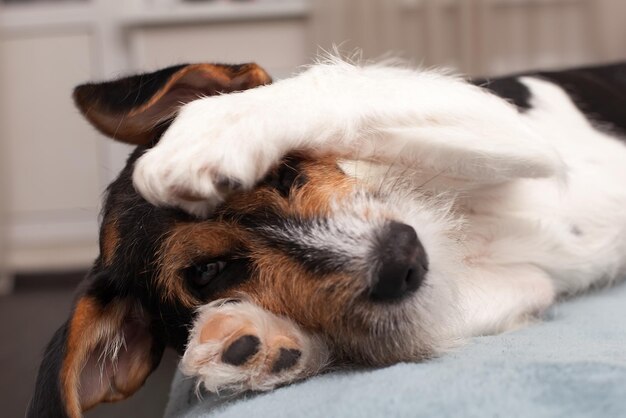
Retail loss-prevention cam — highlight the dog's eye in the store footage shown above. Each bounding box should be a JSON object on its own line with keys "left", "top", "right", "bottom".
{"left": 186, "top": 261, "right": 227, "bottom": 288}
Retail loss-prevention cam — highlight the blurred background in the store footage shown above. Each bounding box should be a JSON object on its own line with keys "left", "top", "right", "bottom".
{"left": 0, "top": 0, "right": 624, "bottom": 416}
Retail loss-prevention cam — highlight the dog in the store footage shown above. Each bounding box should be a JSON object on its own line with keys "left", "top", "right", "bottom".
{"left": 28, "top": 58, "right": 626, "bottom": 418}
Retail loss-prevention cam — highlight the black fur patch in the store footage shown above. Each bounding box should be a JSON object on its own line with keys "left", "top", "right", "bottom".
{"left": 27, "top": 323, "right": 70, "bottom": 418}
{"left": 75, "top": 64, "right": 189, "bottom": 114}
{"left": 473, "top": 77, "right": 533, "bottom": 112}
{"left": 474, "top": 62, "right": 626, "bottom": 138}
{"left": 263, "top": 156, "right": 308, "bottom": 197}
{"left": 536, "top": 62, "right": 626, "bottom": 137}
{"left": 239, "top": 212, "right": 351, "bottom": 276}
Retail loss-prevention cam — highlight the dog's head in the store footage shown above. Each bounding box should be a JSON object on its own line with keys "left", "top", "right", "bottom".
{"left": 29, "top": 63, "right": 460, "bottom": 418}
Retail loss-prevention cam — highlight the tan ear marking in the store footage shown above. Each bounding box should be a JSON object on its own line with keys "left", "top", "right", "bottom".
{"left": 59, "top": 297, "right": 155, "bottom": 417}
{"left": 100, "top": 219, "right": 120, "bottom": 267}
{"left": 60, "top": 297, "right": 102, "bottom": 418}
{"left": 74, "top": 62, "right": 272, "bottom": 145}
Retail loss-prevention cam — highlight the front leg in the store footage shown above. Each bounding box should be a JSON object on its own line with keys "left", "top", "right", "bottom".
{"left": 134, "top": 60, "right": 563, "bottom": 217}
{"left": 458, "top": 263, "right": 556, "bottom": 337}
{"left": 181, "top": 300, "right": 330, "bottom": 393}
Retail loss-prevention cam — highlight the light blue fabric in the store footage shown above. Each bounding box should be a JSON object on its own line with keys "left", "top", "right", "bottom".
{"left": 165, "top": 283, "right": 626, "bottom": 418}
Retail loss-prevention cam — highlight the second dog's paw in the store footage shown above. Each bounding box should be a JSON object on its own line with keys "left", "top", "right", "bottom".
{"left": 132, "top": 96, "right": 281, "bottom": 217}
{"left": 181, "top": 300, "right": 328, "bottom": 393}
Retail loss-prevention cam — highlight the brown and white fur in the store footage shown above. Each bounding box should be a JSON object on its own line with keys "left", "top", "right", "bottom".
{"left": 29, "top": 58, "right": 626, "bottom": 417}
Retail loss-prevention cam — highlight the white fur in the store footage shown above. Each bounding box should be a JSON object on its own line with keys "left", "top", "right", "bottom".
{"left": 133, "top": 59, "right": 564, "bottom": 217}
{"left": 134, "top": 59, "right": 626, "bottom": 391}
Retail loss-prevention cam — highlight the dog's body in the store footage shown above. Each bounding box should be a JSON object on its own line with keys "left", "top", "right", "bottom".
{"left": 29, "top": 60, "right": 626, "bottom": 417}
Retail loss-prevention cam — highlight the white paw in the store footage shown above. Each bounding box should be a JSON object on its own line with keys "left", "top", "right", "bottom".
{"left": 132, "top": 96, "right": 282, "bottom": 217}
{"left": 181, "top": 300, "right": 329, "bottom": 394}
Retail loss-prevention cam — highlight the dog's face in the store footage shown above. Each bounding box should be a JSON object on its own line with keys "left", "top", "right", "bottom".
{"left": 30, "top": 63, "right": 460, "bottom": 418}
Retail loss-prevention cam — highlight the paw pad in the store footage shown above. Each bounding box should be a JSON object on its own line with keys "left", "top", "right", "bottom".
{"left": 271, "top": 348, "right": 302, "bottom": 373}
{"left": 181, "top": 301, "right": 328, "bottom": 393}
{"left": 222, "top": 334, "right": 260, "bottom": 366}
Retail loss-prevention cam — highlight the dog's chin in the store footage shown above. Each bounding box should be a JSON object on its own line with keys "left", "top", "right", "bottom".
{"left": 328, "top": 294, "right": 441, "bottom": 366}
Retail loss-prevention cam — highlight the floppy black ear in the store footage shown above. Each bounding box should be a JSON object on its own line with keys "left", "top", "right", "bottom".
{"left": 27, "top": 271, "right": 164, "bottom": 418}
{"left": 73, "top": 62, "right": 272, "bottom": 145}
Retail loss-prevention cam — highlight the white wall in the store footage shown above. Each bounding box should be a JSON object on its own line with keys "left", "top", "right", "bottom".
{"left": 0, "top": 30, "right": 102, "bottom": 272}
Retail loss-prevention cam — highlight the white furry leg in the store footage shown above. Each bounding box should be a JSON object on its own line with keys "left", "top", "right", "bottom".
{"left": 181, "top": 300, "right": 330, "bottom": 394}
{"left": 133, "top": 61, "right": 564, "bottom": 218}
{"left": 458, "top": 264, "right": 556, "bottom": 337}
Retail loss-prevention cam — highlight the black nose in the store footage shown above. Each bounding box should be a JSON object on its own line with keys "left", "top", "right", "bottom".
{"left": 370, "top": 222, "right": 428, "bottom": 302}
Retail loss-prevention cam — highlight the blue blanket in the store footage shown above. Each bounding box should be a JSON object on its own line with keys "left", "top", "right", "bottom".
{"left": 165, "top": 283, "right": 626, "bottom": 418}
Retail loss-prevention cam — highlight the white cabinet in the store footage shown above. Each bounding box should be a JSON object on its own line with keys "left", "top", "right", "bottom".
{"left": 0, "top": 31, "right": 101, "bottom": 272}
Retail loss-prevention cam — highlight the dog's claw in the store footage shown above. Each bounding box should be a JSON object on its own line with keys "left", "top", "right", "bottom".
{"left": 213, "top": 175, "right": 243, "bottom": 196}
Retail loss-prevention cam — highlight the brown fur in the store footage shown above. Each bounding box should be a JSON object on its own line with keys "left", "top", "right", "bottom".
{"left": 100, "top": 219, "right": 120, "bottom": 267}
{"left": 157, "top": 222, "right": 244, "bottom": 308}
{"left": 61, "top": 297, "right": 155, "bottom": 416}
